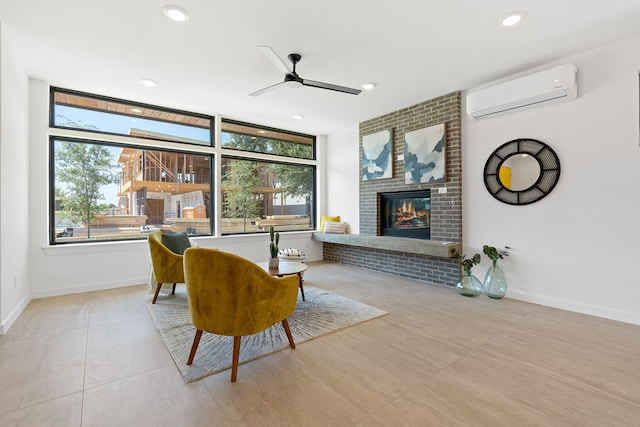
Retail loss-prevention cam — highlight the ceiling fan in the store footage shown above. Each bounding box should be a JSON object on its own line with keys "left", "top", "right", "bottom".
{"left": 250, "top": 46, "right": 362, "bottom": 96}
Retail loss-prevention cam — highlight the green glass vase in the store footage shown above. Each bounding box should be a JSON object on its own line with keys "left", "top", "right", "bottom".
{"left": 484, "top": 263, "right": 507, "bottom": 299}
{"left": 456, "top": 271, "right": 483, "bottom": 297}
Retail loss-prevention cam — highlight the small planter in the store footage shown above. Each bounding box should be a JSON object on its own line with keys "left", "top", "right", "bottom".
{"left": 268, "top": 258, "right": 279, "bottom": 269}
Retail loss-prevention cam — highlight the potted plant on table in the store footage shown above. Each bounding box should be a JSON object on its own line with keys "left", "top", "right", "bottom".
{"left": 453, "top": 250, "right": 483, "bottom": 297}
{"left": 268, "top": 225, "right": 280, "bottom": 269}
{"left": 482, "top": 245, "right": 510, "bottom": 299}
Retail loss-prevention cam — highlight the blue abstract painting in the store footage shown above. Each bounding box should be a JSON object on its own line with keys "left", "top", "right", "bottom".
{"left": 362, "top": 129, "right": 392, "bottom": 181}
{"left": 404, "top": 123, "right": 445, "bottom": 184}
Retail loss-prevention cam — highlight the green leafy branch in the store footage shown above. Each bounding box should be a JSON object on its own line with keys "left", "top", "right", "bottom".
{"left": 483, "top": 245, "right": 511, "bottom": 266}
{"left": 453, "top": 249, "right": 481, "bottom": 275}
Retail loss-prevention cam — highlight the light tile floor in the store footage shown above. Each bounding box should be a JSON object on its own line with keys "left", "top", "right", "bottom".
{"left": 1, "top": 262, "right": 639, "bottom": 426}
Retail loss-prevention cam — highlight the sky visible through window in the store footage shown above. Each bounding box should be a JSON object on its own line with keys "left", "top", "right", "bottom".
{"left": 54, "top": 105, "right": 210, "bottom": 142}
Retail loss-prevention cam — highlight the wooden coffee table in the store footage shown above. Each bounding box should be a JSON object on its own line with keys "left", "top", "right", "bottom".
{"left": 259, "top": 261, "right": 308, "bottom": 301}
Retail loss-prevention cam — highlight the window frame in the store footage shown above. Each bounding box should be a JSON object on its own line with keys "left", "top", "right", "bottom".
{"left": 49, "top": 136, "right": 215, "bottom": 245}
{"left": 50, "top": 87, "right": 215, "bottom": 147}
{"left": 219, "top": 154, "right": 316, "bottom": 236}
{"left": 48, "top": 87, "right": 318, "bottom": 245}
{"left": 221, "top": 118, "right": 316, "bottom": 160}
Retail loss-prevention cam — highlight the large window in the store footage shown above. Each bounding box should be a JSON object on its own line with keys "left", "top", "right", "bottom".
{"left": 51, "top": 139, "right": 212, "bottom": 243}
{"left": 221, "top": 120, "right": 314, "bottom": 159}
{"left": 51, "top": 89, "right": 212, "bottom": 145}
{"left": 221, "top": 158, "right": 314, "bottom": 234}
{"left": 220, "top": 119, "right": 315, "bottom": 235}
{"left": 49, "top": 88, "right": 316, "bottom": 244}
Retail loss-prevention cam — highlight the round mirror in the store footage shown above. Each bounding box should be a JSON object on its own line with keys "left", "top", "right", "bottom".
{"left": 484, "top": 138, "right": 560, "bottom": 205}
{"left": 499, "top": 153, "right": 541, "bottom": 191}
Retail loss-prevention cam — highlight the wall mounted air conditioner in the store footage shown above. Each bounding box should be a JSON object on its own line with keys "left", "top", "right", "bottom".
{"left": 466, "top": 64, "right": 578, "bottom": 120}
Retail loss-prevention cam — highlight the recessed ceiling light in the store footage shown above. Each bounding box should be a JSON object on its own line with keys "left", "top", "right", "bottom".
{"left": 361, "top": 82, "right": 377, "bottom": 90}
{"left": 130, "top": 108, "right": 143, "bottom": 113}
{"left": 501, "top": 11, "right": 526, "bottom": 27}
{"left": 163, "top": 5, "right": 190, "bottom": 22}
{"left": 292, "top": 115, "right": 304, "bottom": 120}
{"left": 139, "top": 78, "right": 158, "bottom": 87}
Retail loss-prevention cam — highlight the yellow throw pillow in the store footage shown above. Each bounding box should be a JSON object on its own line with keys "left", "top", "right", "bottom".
{"left": 319, "top": 215, "right": 340, "bottom": 232}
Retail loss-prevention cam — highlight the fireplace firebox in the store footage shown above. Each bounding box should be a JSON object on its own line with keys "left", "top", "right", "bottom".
{"left": 379, "top": 190, "right": 430, "bottom": 239}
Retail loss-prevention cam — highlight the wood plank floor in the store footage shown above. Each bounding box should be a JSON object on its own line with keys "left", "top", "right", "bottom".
{"left": 1, "top": 261, "right": 639, "bottom": 426}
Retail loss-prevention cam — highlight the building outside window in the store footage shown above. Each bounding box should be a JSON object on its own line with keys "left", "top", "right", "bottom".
{"left": 220, "top": 119, "right": 315, "bottom": 235}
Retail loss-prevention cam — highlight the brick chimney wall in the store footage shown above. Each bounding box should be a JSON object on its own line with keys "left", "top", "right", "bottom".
{"left": 323, "top": 91, "right": 462, "bottom": 286}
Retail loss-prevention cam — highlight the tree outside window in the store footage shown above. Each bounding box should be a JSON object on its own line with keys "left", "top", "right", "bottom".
{"left": 55, "top": 140, "right": 119, "bottom": 239}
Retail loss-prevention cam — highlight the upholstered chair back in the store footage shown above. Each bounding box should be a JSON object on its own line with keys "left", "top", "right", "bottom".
{"left": 148, "top": 230, "right": 186, "bottom": 284}
{"left": 183, "top": 248, "right": 298, "bottom": 337}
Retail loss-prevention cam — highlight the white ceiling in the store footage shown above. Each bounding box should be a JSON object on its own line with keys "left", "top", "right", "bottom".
{"left": 2, "top": 1, "right": 640, "bottom": 136}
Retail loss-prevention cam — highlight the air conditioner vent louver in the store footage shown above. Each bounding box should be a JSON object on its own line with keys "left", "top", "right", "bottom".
{"left": 467, "top": 64, "right": 578, "bottom": 120}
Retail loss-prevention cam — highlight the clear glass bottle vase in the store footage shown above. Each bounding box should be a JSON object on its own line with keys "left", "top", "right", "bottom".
{"left": 484, "top": 263, "right": 507, "bottom": 299}
{"left": 456, "top": 271, "right": 483, "bottom": 297}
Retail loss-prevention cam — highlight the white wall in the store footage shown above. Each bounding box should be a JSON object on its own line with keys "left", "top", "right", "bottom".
{"left": 325, "top": 126, "right": 360, "bottom": 233}
{"left": 0, "top": 24, "right": 31, "bottom": 333}
{"left": 464, "top": 34, "right": 640, "bottom": 325}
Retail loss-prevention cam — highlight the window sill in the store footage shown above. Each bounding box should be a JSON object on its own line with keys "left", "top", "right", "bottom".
{"left": 43, "top": 230, "right": 316, "bottom": 255}
{"left": 43, "top": 239, "right": 149, "bottom": 256}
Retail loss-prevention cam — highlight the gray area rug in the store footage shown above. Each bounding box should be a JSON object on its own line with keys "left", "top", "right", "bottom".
{"left": 147, "top": 285, "right": 387, "bottom": 383}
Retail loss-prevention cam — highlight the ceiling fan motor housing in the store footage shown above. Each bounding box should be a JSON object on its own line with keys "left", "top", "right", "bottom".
{"left": 288, "top": 53, "right": 302, "bottom": 64}
{"left": 284, "top": 73, "right": 302, "bottom": 87}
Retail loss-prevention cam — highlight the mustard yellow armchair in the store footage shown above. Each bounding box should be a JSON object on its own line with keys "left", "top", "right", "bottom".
{"left": 148, "top": 230, "right": 187, "bottom": 304}
{"left": 183, "top": 247, "right": 299, "bottom": 382}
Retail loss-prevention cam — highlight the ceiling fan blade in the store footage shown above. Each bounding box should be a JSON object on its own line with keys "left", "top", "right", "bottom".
{"left": 249, "top": 81, "right": 286, "bottom": 97}
{"left": 302, "top": 79, "right": 362, "bottom": 95}
{"left": 258, "top": 46, "right": 291, "bottom": 75}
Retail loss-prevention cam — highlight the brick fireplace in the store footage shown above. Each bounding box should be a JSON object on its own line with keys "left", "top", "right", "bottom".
{"left": 323, "top": 91, "right": 462, "bottom": 287}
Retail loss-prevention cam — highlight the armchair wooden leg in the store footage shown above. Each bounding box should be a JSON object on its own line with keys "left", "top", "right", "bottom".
{"left": 152, "top": 283, "right": 163, "bottom": 304}
{"left": 231, "top": 336, "right": 242, "bottom": 382}
{"left": 187, "top": 330, "right": 203, "bottom": 365}
{"left": 282, "top": 319, "right": 296, "bottom": 349}
{"left": 171, "top": 283, "right": 177, "bottom": 295}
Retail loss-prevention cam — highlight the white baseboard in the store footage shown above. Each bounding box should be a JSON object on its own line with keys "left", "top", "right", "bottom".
{"left": 508, "top": 288, "right": 640, "bottom": 326}
{"left": 0, "top": 293, "right": 32, "bottom": 335}
{"left": 30, "top": 276, "right": 148, "bottom": 299}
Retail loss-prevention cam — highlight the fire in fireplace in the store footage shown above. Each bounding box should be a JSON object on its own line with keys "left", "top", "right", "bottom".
{"left": 379, "top": 190, "right": 430, "bottom": 239}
